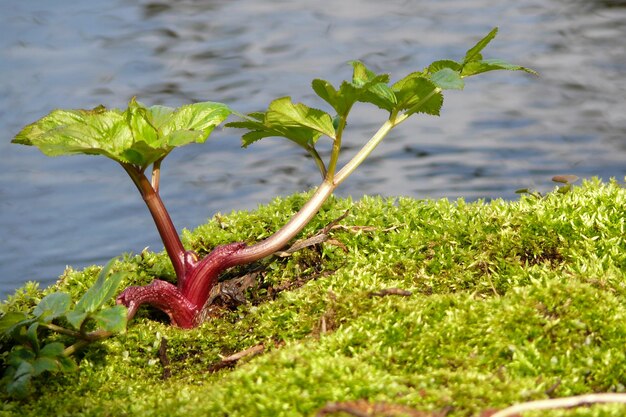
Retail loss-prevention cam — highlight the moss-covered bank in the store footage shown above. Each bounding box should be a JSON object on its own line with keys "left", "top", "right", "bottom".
{"left": 2, "top": 178, "right": 626, "bottom": 416}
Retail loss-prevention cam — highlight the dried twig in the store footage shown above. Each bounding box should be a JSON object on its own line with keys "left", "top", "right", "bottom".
{"left": 207, "top": 343, "right": 265, "bottom": 373}
{"left": 316, "top": 400, "right": 439, "bottom": 417}
{"left": 369, "top": 288, "right": 413, "bottom": 298}
{"left": 491, "top": 393, "right": 626, "bottom": 417}
{"left": 274, "top": 210, "right": 399, "bottom": 258}
{"left": 158, "top": 337, "right": 171, "bottom": 380}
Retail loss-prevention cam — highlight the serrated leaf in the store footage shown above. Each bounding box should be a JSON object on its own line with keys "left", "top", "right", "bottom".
{"left": 6, "top": 361, "right": 34, "bottom": 398}
{"left": 13, "top": 107, "right": 131, "bottom": 161}
{"left": 427, "top": 60, "right": 462, "bottom": 74}
{"left": 32, "top": 357, "right": 59, "bottom": 376}
{"left": 266, "top": 97, "right": 336, "bottom": 139}
{"left": 7, "top": 346, "right": 36, "bottom": 367}
{"left": 463, "top": 27, "right": 498, "bottom": 64}
{"left": 0, "top": 312, "right": 31, "bottom": 336}
{"left": 12, "top": 98, "right": 231, "bottom": 170}
{"left": 392, "top": 75, "right": 443, "bottom": 116}
{"left": 227, "top": 112, "right": 322, "bottom": 149}
{"left": 311, "top": 79, "right": 352, "bottom": 115}
{"left": 26, "top": 322, "right": 40, "bottom": 353}
{"left": 430, "top": 68, "right": 465, "bottom": 90}
{"left": 65, "top": 310, "right": 88, "bottom": 329}
{"left": 313, "top": 61, "right": 395, "bottom": 115}
{"left": 56, "top": 355, "right": 78, "bottom": 373}
{"left": 91, "top": 305, "right": 127, "bottom": 333}
{"left": 33, "top": 292, "right": 71, "bottom": 323}
{"left": 461, "top": 58, "right": 538, "bottom": 77}
{"left": 74, "top": 259, "right": 124, "bottom": 314}
{"left": 39, "top": 342, "right": 66, "bottom": 358}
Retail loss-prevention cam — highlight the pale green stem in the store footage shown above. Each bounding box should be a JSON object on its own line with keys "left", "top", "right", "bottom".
{"left": 307, "top": 144, "right": 327, "bottom": 179}
{"left": 228, "top": 180, "right": 337, "bottom": 264}
{"left": 334, "top": 118, "right": 397, "bottom": 186}
{"left": 326, "top": 116, "right": 347, "bottom": 182}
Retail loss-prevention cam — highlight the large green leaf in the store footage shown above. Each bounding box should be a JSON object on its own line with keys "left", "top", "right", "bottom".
{"left": 13, "top": 98, "right": 231, "bottom": 170}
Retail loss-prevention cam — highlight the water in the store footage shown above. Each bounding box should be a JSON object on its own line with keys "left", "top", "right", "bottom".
{"left": 1, "top": 0, "right": 625, "bottom": 296}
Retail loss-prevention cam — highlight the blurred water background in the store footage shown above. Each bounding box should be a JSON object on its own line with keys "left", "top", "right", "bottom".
{"left": 0, "top": 0, "right": 625, "bottom": 295}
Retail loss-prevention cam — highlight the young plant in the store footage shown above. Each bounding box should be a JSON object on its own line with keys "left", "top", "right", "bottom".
{"left": 11, "top": 28, "right": 535, "bottom": 329}
{"left": 0, "top": 259, "right": 127, "bottom": 397}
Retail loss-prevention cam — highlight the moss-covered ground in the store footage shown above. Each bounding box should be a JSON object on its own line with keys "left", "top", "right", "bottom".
{"left": 2, "top": 178, "right": 626, "bottom": 416}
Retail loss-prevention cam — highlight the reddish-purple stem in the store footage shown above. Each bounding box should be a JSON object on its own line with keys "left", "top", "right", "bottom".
{"left": 116, "top": 165, "right": 337, "bottom": 328}
{"left": 117, "top": 280, "right": 199, "bottom": 328}
{"left": 122, "top": 164, "right": 186, "bottom": 279}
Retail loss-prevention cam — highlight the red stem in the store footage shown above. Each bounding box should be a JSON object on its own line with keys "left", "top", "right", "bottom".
{"left": 117, "top": 280, "right": 198, "bottom": 328}
{"left": 121, "top": 163, "right": 186, "bottom": 279}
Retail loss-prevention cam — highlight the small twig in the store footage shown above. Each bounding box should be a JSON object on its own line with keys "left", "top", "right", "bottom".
{"left": 275, "top": 210, "right": 350, "bottom": 257}
{"left": 221, "top": 343, "right": 265, "bottom": 363}
{"left": 491, "top": 393, "right": 626, "bottom": 417}
{"left": 544, "top": 378, "right": 561, "bottom": 397}
{"left": 321, "top": 210, "right": 350, "bottom": 234}
{"left": 316, "top": 400, "right": 441, "bottom": 417}
{"left": 208, "top": 343, "right": 265, "bottom": 373}
{"left": 276, "top": 233, "right": 330, "bottom": 257}
{"left": 158, "top": 337, "right": 171, "bottom": 380}
{"left": 369, "top": 288, "right": 413, "bottom": 298}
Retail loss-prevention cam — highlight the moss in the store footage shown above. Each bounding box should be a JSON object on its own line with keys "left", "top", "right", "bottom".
{"left": 2, "top": 178, "right": 626, "bottom": 416}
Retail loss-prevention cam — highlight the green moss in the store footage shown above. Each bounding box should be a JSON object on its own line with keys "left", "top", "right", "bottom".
{"left": 2, "top": 178, "right": 626, "bottom": 416}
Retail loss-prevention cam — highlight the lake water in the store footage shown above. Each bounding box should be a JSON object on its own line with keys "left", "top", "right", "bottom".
{"left": 1, "top": 0, "right": 625, "bottom": 296}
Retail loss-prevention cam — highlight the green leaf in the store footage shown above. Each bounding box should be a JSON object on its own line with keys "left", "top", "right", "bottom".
{"left": 74, "top": 260, "right": 124, "bottom": 315}
{"left": 430, "top": 68, "right": 465, "bottom": 90}
{"left": 311, "top": 79, "right": 352, "bottom": 115}
{"left": 160, "top": 101, "right": 231, "bottom": 141}
{"left": 13, "top": 107, "right": 131, "bottom": 161}
{"left": 12, "top": 98, "right": 231, "bottom": 170}
{"left": 6, "top": 361, "right": 34, "bottom": 398}
{"left": 56, "top": 355, "right": 78, "bottom": 373}
{"left": 67, "top": 259, "right": 125, "bottom": 329}
{"left": 38, "top": 342, "right": 66, "bottom": 358}
{"left": 33, "top": 292, "right": 71, "bottom": 323}
{"left": 32, "top": 357, "right": 59, "bottom": 376}
{"left": 427, "top": 60, "right": 462, "bottom": 74}
{"left": 0, "top": 312, "right": 31, "bottom": 336}
{"left": 91, "top": 305, "right": 127, "bottom": 333}
{"left": 227, "top": 111, "right": 322, "bottom": 149}
{"left": 265, "top": 97, "right": 336, "bottom": 139}
{"left": 32, "top": 343, "right": 67, "bottom": 376}
{"left": 392, "top": 75, "right": 443, "bottom": 116}
{"left": 312, "top": 61, "right": 395, "bottom": 115}
{"left": 26, "top": 322, "right": 40, "bottom": 353}
{"left": 7, "top": 346, "right": 36, "bottom": 367}
{"left": 461, "top": 58, "right": 538, "bottom": 77}
{"left": 226, "top": 98, "right": 335, "bottom": 152}
{"left": 463, "top": 27, "right": 498, "bottom": 64}
{"left": 65, "top": 310, "right": 88, "bottom": 330}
